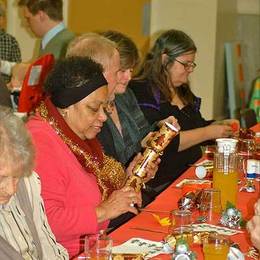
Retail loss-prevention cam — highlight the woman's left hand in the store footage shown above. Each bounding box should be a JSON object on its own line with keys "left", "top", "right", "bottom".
{"left": 126, "top": 153, "right": 160, "bottom": 182}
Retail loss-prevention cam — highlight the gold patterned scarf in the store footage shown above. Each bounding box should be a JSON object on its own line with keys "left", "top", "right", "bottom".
{"left": 37, "top": 97, "right": 127, "bottom": 200}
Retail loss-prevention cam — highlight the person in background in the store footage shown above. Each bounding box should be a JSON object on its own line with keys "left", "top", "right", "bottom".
{"left": 95, "top": 31, "right": 179, "bottom": 227}
{"left": 247, "top": 199, "right": 260, "bottom": 251}
{"left": 19, "top": 0, "right": 74, "bottom": 59}
{"left": 129, "top": 29, "right": 239, "bottom": 192}
{"left": 7, "top": 0, "right": 75, "bottom": 90}
{"left": 97, "top": 30, "right": 154, "bottom": 165}
{"left": 0, "top": 105, "right": 68, "bottom": 260}
{"left": 0, "top": 1, "right": 21, "bottom": 83}
{"left": 27, "top": 56, "right": 159, "bottom": 258}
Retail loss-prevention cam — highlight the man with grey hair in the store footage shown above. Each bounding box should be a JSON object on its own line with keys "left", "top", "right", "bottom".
{"left": 66, "top": 33, "right": 122, "bottom": 101}
{"left": 0, "top": 106, "right": 68, "bottom": 259}
{"left": 0, "top": 1, "right": 21, "bottom": 83}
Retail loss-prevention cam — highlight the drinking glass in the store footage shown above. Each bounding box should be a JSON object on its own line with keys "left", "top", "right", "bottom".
{"left": 84, "top": 233, "right": 112, "bottom": 260}
{"left": 204, "top": 145, "right": 216, "bottom": 161}
{"left": 203, "top": 233, "right": 230, "bottom": 260}
{"left": 237, "top": 138, "right": 256, "bottom": 176}
{"left": 198, "top": 189, "right": 222, "bottom": 224}
{"left": 169, "top": 209, "right": 192, "bottom": 236}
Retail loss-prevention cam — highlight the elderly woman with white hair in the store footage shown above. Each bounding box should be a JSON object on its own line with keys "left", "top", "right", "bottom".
{"left": 0, "top": 105, "right": 68, "bottom": 259}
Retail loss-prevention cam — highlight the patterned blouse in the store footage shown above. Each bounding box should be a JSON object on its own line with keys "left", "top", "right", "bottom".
{"left": 0, "top": 173, "right": 68, "bottom": 260}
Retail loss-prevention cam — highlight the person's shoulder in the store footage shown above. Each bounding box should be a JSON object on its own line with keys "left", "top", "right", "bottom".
{"left": 56, "top": 28, "right": 75, "bottom": 40}
{"left": 0, "top": 30, "right": 19, "bottom": 43}
{"left": 128, "top": 78, "right": 149, "bottom": 89}
{"left": 26, "top": 115, "right": 56, "bottom": 139}
{"left": 129, "top": 78, "right": 152, "bottom": 100}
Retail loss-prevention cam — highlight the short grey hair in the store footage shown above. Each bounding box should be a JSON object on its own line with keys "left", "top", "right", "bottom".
{"left": 66, "top": 32, "right": 117, "bottom": 71}
{"left": 0, "top": 106, "right": 34, "bottom": 177}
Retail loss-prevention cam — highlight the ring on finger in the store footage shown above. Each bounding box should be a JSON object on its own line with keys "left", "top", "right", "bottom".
{"left": 130, "top": 202, "right": 135, "bottom": 207}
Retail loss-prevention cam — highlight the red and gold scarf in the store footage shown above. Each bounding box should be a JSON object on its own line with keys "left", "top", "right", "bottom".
{"left": 37, "top": 97, "right": 126, "bottom": 200}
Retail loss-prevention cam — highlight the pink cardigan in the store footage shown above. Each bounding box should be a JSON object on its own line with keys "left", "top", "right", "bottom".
{"left": 27, "top": 115, "right": 108, "bottom": 258}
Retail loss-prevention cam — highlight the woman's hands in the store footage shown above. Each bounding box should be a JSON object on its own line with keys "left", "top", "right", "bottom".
{"left": 126, "top": 153, "right": 160, "bottom": 183}
{"left": 179, "top": 118, "right": 240, "bottom": 151}
{"left": 210, "top": 119, "right": 240, "bottom": 137}
{"left": 205, "top": 124, "right": 234, "bottom": 139}
{"left": 96, "top": 186, "right": 141, "bottom": 223}
{"left": 247, "top": 199, "right": 260, "bottom": 251}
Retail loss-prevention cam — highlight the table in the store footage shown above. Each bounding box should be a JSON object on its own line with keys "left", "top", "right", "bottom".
{"left": 110, "top": 123, "right": 260, "bottom": 259}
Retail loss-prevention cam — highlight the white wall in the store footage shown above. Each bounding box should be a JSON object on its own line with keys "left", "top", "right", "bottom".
{"left": 213, "top": 0, "right": 238, "bottom": 119}
{"left": 237, "top": 0, "right": 260, "bottom": 14}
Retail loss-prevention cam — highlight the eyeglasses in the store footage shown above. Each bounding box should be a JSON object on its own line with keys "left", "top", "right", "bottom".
{"left": 175, "top": 59, "right": 197, "bottom": 70}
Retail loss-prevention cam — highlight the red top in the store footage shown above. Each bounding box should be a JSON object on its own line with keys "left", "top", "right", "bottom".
{"left": 27, "top": 115, "right": 108, "bottom": 258}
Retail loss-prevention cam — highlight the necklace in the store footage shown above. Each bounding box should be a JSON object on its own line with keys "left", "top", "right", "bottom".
{"left": 37, "top": 102, "right": 126, "bottom": 200}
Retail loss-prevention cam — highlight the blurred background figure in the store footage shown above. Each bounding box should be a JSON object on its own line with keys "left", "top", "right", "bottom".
{"left": 0, "top": 1, "right": 21, "bottom": 83}
{"left": 7, "top": 0, "right": 75, "bottom": 92}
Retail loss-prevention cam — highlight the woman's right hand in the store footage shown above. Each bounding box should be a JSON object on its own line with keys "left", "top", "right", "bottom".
{"left": 96, "top": 186, "right": 141, "bottom": 223}
{"left": 205, "top": 124, "right": 234, "bottom": 139}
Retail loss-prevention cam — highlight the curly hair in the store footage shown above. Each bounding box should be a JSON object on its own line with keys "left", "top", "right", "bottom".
{"left": 137, "top": 29, "right": 197, "bottom": 105}
{"left": 44, "top": 56, "right": 104, "bottom": 97}
{"left": 0, "top": 106, "right": 34, "bottom": 177}
{"left": 18, "top": 0, "right": 63, "bottom": 21}
{"left": 100, "top": 30, "right": 140, "bottom": 70}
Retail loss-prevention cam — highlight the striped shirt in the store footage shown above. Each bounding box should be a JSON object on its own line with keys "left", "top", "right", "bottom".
{"left": 0, "top": 173, "right": 69, "bottom": 260}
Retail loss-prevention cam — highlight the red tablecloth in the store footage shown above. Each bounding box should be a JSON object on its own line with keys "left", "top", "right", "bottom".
{"left": 110, "top": 123, "right": 260, "bottom": 259}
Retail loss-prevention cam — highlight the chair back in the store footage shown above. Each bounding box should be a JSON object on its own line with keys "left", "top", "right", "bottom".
{"left": 18, "top": 54, "right": 55, "bottom": 113}
{"left": 240, "top": 108, "right": 257, "bottom": 128}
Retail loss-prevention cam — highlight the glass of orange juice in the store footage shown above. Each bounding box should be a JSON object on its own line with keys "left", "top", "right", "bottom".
{"left": 203, "top": 233, "right": 230, "bottom": 260}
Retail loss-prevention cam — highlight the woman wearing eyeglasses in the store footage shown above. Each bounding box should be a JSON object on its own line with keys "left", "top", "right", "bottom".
{"left": 129, "top": 29, "right": 239, "bottom": 192}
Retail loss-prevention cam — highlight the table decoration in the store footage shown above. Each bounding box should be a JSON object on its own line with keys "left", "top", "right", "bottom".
{"left": 219, "top": 202, "right": 246, "bottom": 229}
{"left": 173, "top": 238, "right": 197, "bottom": 259}
{"left": 152, "top": 213, "right": 171, "bottom": 227}
{"left": 191, "top": 223, "right": 243, "bottom": 236}
{"left": 112, "top": 237, "right": 171, "bottom": 259}
{"left": 175, "top": 179, "right": 212, "bottom": 189}
{"left": 165, "top": 231, "right": 217, "bottom": 248}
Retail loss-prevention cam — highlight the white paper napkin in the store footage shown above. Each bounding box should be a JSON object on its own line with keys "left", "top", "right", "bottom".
{"left": 112, "top": 237, "right": 170, "bottom": 259}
